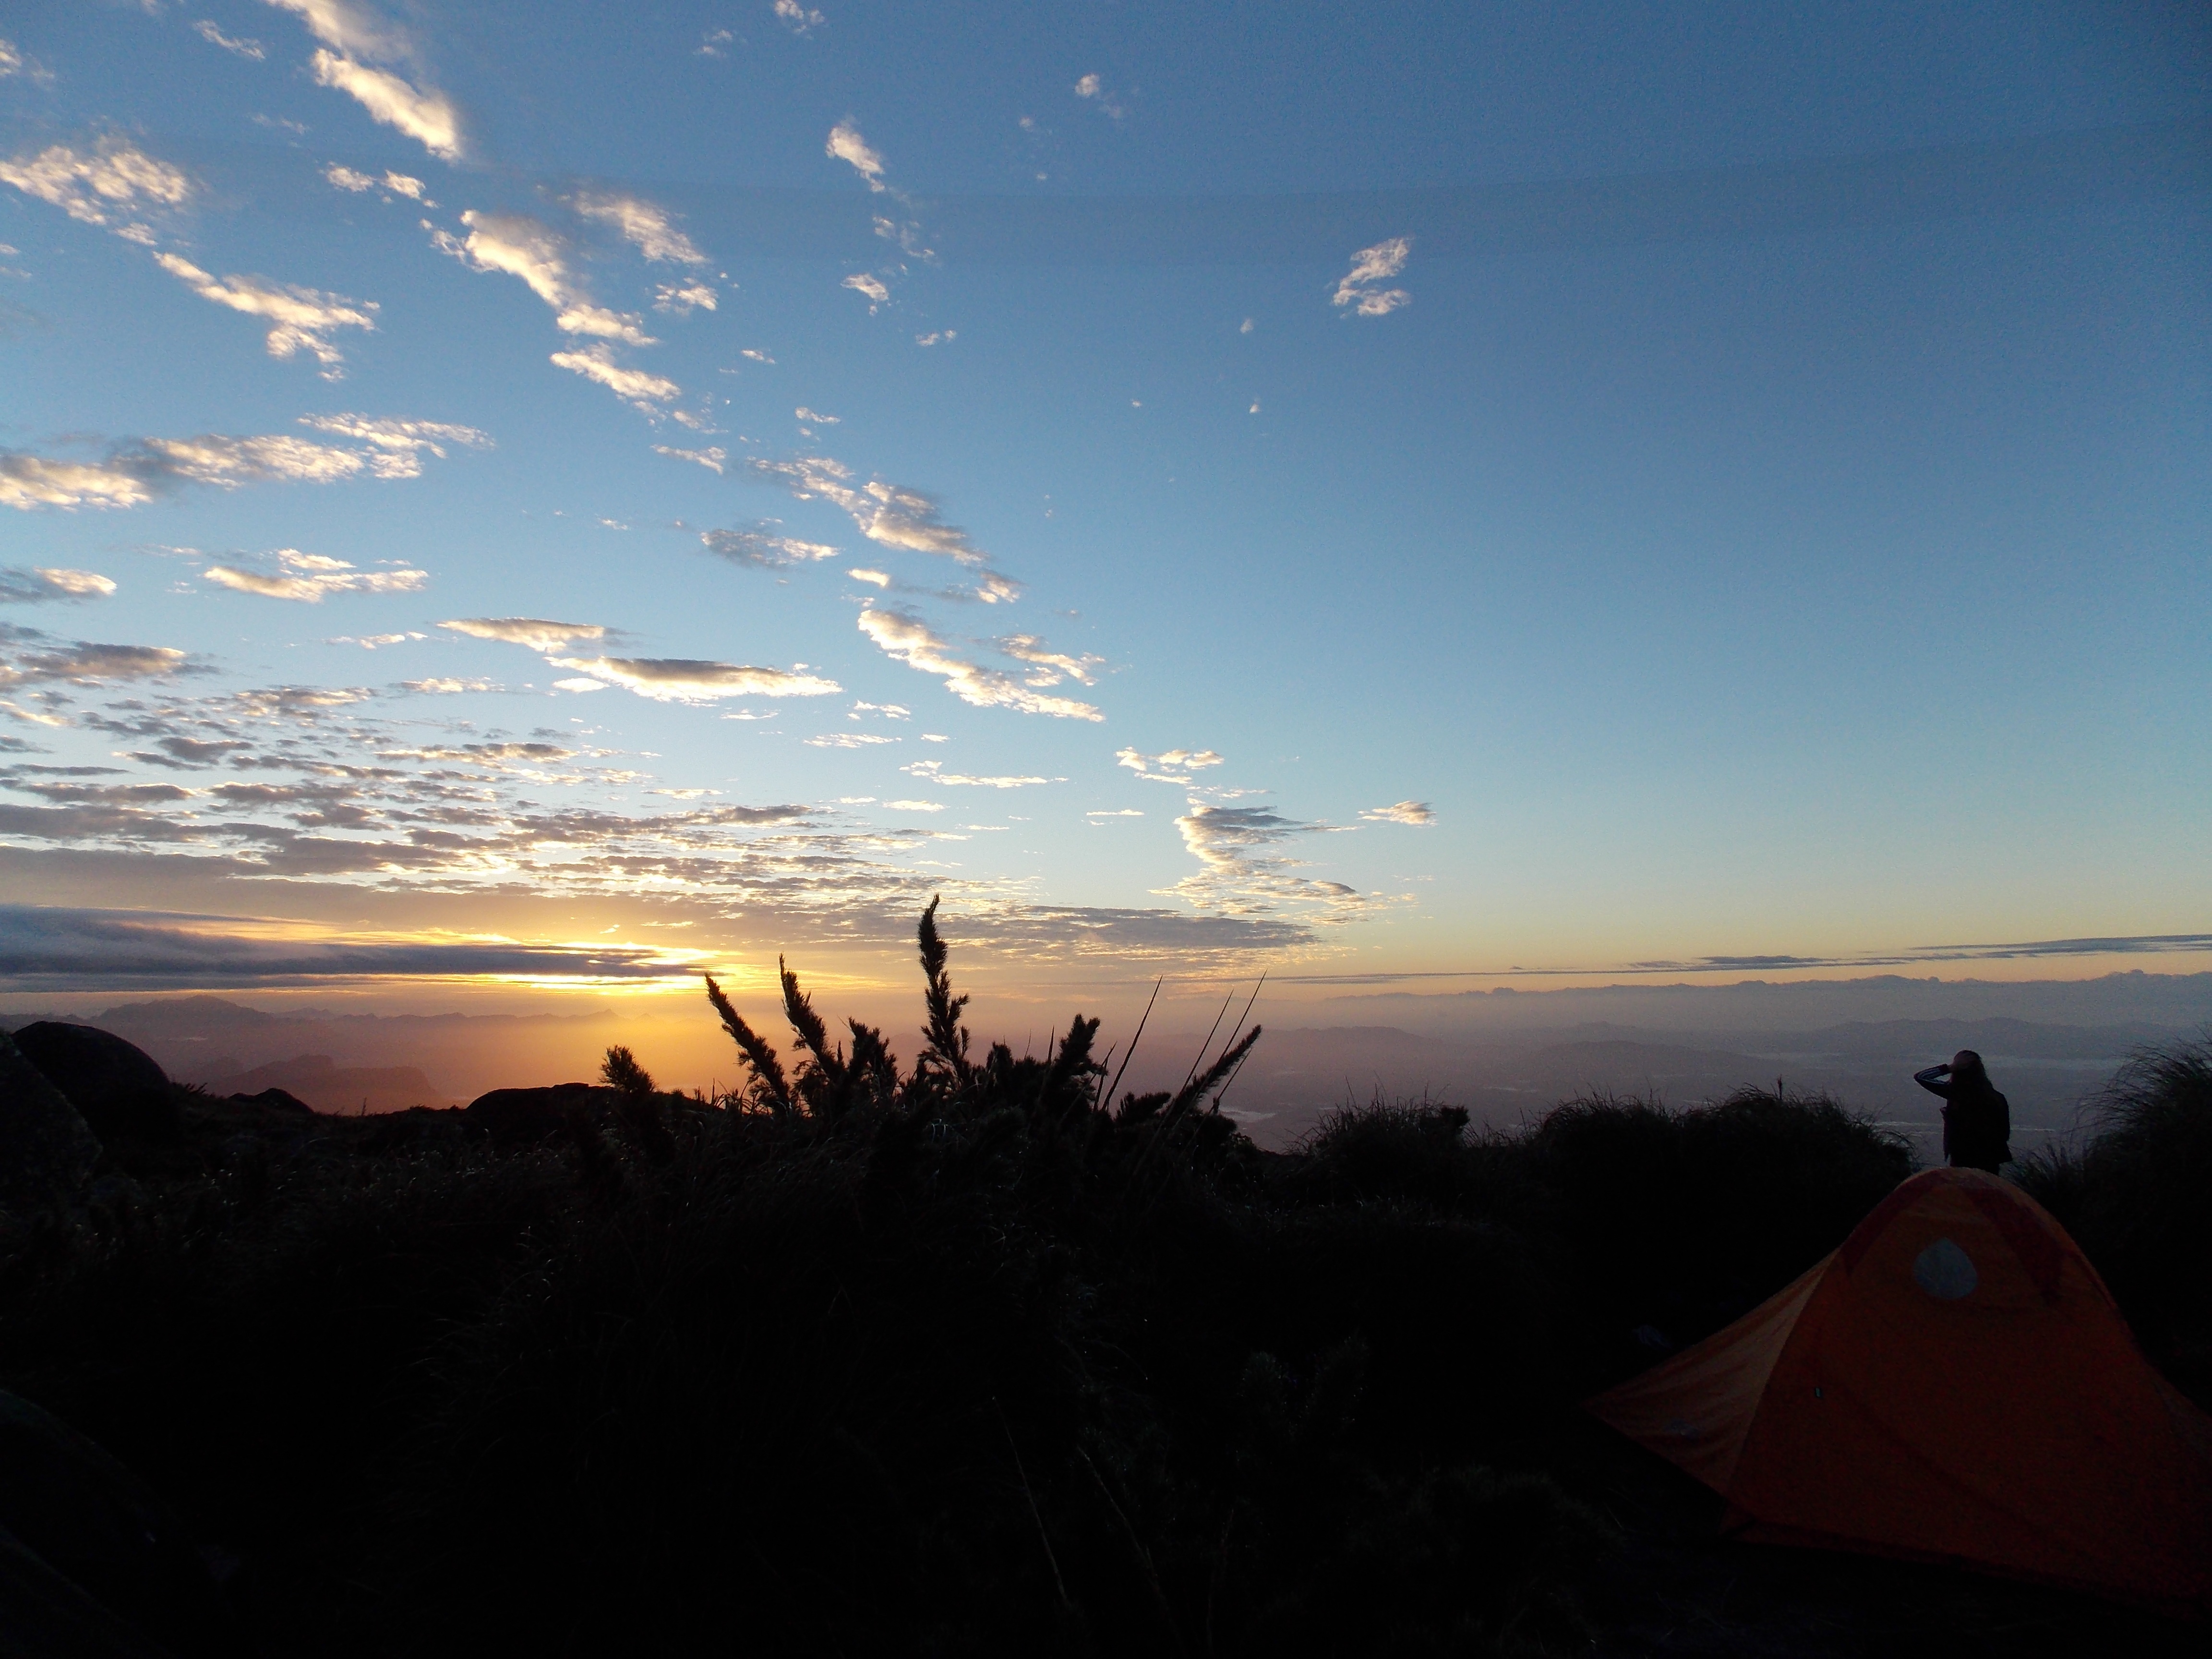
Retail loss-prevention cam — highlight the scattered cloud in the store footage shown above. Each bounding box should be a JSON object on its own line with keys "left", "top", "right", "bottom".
{"left": 914, "top": 330, "right": 956, "bottom": 347}
{"left": 202, "top": 548, "right": 428, "bottom": 601}
{"left": 901, "top": 760, "right": 1057, "bottom": 789}
{"left": 656, "top": 445, "right": 727, "bottom": 472}
{"left": 774, "top": 0, "right": 825, "bottom": 34}
{"left": 805, "top": 732, "right": 896, "bottom": 748}
{"left": 437, "top": 212, "right": 653, "bottom": 344}
{"left": 0, "top": 139, "right": 193, "bottom": 230}
{"left": 0, "top": 568, "right": 116, "bottom": 604}
{"left": 849, "top": 568, "right": 890, "bottom": 588}
{"left": 826, "top": 120, "right": 886, "bottom": 191}
{"left": 399, "top": 676, "right": 494, "bottom": 693}
{"left": 655, "top": 281, "right": 717, "bottom": 315}
{"left": 154, "top": 252, "right": 378, "bottom": 377}
{"left": 1170, "top": 801, "right": 1361, "bottom": 917}
{"left": 296, "top": 413, "right": 489, "bottom": 477}
{"left": 195, "top": 20, "right": 267, "bottom": 58}
{"left": 135, "top": 432, "right": 368, "bottom": 486}
{"left": 1, "top": 425, "right": 444, "bottom": 511}
{"left": 1361, "top": 800, "right": 1434, "bottom": 825}
{"left": 550, "top": 345, "right": 680, "bottom": 406}
{"left": 882, "top": 798, "right": 943, "bottom": 812}
{"left": 0, "top": 456, "right": 158, "bottom": 511}
{"left": 544, "top": 656, "right": 840, "bottom": 702}
{"left": 1117, "top": 747, "right": 1224, "bottom": 785}
{"left": 696, "top": 27, "right": 734, "bottom": 57}
{"left": 794, "top": 406, "right": 839, "bottom": 425}
{"left": 440, "top": 617, "right": 607, "bottom": 652}
{"left": 307, "top": 50, "right": 462, "bottom": 160}
{"left": 746, "top": 454, "right": 1021, "bottom": 601}
{"left": 998, "top": 634, "right": 1102, "bottom": 686}
{"left": 842, "top": 272, "right": 890, "bottom": 308}
{"left": 323, "top": 163, "right": 424, "bottom": 198}
{"left": 571, "top": 190, "right": 708, "bottom": 265}
{"left": 859, "top": 609, "right": 1102, "bottom": 720}
{"left": 701, "top": 525, "right": 840, "bottom": 567}
{"left": 1073, "top": 72, "right": 1127, "bottom": 120}
{"left": 0, "top": 628, "right": 189, "bottom": 689}
{"left": 741, "top": 348, "right": 774, "bottom": 364}
{"left": 1087, "top": 809, "right": 1143, "bottom": 817}
{"left": 328, "top": 631, "right": 423, "bottom": 648}
{"left": 1334, "top": 236, "right": 1411, "bottom": 316}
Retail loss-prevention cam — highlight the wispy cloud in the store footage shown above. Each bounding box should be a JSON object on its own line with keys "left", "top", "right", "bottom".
{"left": 203, "top": 548, "right": 428, "bottom": 602}
{"left": 1360, "top": 800, "right": 1434, "bottom": 825}
{"left": 0, "top": 423, "right": 459, "bottom": 510}
{"left": 998, "top": 634, "right": 1102, "bottom": 686}
{"left": 701, "top": 525, "right": 840, "bottom": 567}
{"left": 902, "top": 759, "right": 1059, "bottom": 789}
{"left": 0, "top": 627, "right": 189, "bottom": 689}
{"left": 1073, "top": 72, "right": 1127, "bottom": 120}
{"left": 1333, "top": 236, "right": 1411, "bottom": 316}
{"left": 1170, "top": 801, "right": 1361, "bottom": 917}
{"left": 826, "top": 120, "right": 886, "bottom": 191}
{"left": 858, "top": 609, "right": 1102, "bottom": 720}
{"left": 544, "top": 656, "right": 840, "bottom": 702}
{"left": 841, "top": 272, "right": 890, "bottom": 309}
{"left": 439, "top": 617, "right": 607, "bottom": 652}
{"left": 297, "top": 413, "right": 489, "bottom": 476}
{"left": 323, "top": 164, "right": 425, "bottom": 199}
{"left": 655, "top": 281, "right": 717, "bottom": 315}
{"left": 746, "top": 454, "right": 1021, "bottom": 601}
{"left": 550, "top": 345, "right": 681, "bottom": 406}
{"left": 194, "top": 20, "right": 267, "bottom": 58}
{"left": 805, "top": 732, "right": 896, "bottom": 748}
{"left": 795, "top": 406, "right": 839, "bottom": 425}
{"left": 1117, "top": 746, "right": 1224, "bottom": 785}
{"left": 262, "top": 0, "right": 463, "bottom": 159}
{"left": 437, "top": 212, "right": 653, "bottom": 344}
{"left": 656, "top": 445, "right": 728, "bottom": 473}
{"left": 154, "top": 252, "right": 378, "bottom": 377}
{"left": 571, "top": 190, "right": 709, "bottom": 266}
{"left": 0, "top": 568, "right": 116, "bottom": 604}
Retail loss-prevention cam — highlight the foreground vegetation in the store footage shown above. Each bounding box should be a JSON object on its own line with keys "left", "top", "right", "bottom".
{"left": 0, "top": 908, "right": 2205, "bottom": 1656}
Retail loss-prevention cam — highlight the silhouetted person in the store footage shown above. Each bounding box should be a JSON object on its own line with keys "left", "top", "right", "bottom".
{"left": 1914, "top": 1049, "right": 2011, "bottom": 1173}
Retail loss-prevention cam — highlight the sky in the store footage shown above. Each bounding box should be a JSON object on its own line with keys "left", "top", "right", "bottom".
{"left": 0, "top": 0, "right": 2208, "bottom": 1021}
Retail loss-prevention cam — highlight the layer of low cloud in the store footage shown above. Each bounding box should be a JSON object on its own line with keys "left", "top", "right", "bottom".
{"left": 858, "top": 609, "right": 1102, "bottom": 720}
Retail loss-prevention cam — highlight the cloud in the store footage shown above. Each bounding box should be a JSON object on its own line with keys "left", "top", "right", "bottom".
{"left": 701, "top": 526, "right": 839, "bottom": 567}
{"left": 655, "top": 281, "right": 717, "bottom": 315}
{"left": 998, "top": 634, "right": 1102, "bottom": 686}
{"left": 550, "top": 344, "right": 680, "bottom": 405}
{"left": 1334, "top": 236, "right": 1411, "bottom": 316}
{"left": 154, "top": 252, "right": 378, "bottom": 376}
{"left": 805, "top": 732, "right": 896, "bottom": 748}
{"left": 396, "top": 676, "right": 491, "bottom": 694}
{"left": 439, "top": 617, "right": 606, "bottom": 652}
{"left": 742, "top": 348, "right": 774, "bottom": 363}
{"left": 1360, "top": 800, "right": 1434, "bottom": 825}
{"left": 858, "top": 609, "right": 1101, "bottom": 720}
{"left": 439, "top": 212, "right": 653, "bottom": 344}
{"left": 296, "top": 413, "right": 489, "bottom": 477}
{"left": 1087, "top": 809, "right": 1143, "bottom": 817}
{"left": 0, "top": 38, "right": 24, "bottom": 79}
{"left": 882, "top": 799, "right": 943, "bottom": 812}
{"left": 0, "top": 903, "right": 699, "bottom": 986}
{"left": 203, "top": 548, "right": 428, "bottom": 602}
{"left": 135, "top": 433, "right": 366, "bottom": 486}
{"left": 323, "top": 164, "right": 425, "bottom": 198}
{"left": 914, "top": 330, "right": 956, "bottom": 347}
{"left": 0, "top": 456, "right": 158, "bottom": 511}
{"left": 656, "top": 445, "right": 727, "bottom": 473}
{"left": 1117, "top": 747, "right": 1224, "bottom": 785}
{"left": 0, "top": 139, "right": 194, "bottom": 229}
{"left": 1171, "top": 801, "right": 1361, "bottom": 917}
{"left": 901, "top": 760, "right": 1058, "bottom": 789}
{"left": 794, "top": 406, "right": 839, "bottom": 425}
{"left": 1073, "top": 73, "right": 1127, "bottom": 120}
{"left": 775, "top": 0, "right": 825, "bottom": 34}
{"left": 849, "top": 568, "right": 890, "bottom": 588}
{"left": 827, "top": 120, "right": 886, "bottom": 191}
{"left": 543, "top": 657, "right": 841, "bottom": 702}
{"left": 0, "top": 631, "right": 189, "bottom": 688}
{"left": 195, "top": 20, "right": 267, "bottom": 57}
{"left": 0, "top": 568, "right": 116, "bottom": 603}
{"left": 842, "top": 272, "right": 890, "bottom": 308}
{"left": 548, "top": 344, "right": 681, "bottom": 403}
{"left": 307, "top": 51, "right": 462, "bottom": 160}
{"left": 746, "top": 455, "right": 1021, "bottom": 601}
{"left": 571, "top": 191, "right": 708, "bottom": 265}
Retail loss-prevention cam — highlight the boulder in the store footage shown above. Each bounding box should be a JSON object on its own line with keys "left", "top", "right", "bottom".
{"left": 11, "top": 1024, "right": 179, "bottom": 1142}
{"left": 227, "top": 1087, "right": 315, "bottom": 1115}
{"left": 0, "top": 1031, "right": 102, "bottom": 1210}
{"left": 464, "top": 1083, "right": 622, "bottom": 1144}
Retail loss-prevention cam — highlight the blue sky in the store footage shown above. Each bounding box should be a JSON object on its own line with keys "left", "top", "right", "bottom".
{"left": 0, "top": 0, "right": 2206, "bottom": 1004}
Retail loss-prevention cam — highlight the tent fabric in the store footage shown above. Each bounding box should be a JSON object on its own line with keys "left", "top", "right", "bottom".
{"left": 1587, "top": 1167, "right": 2212, "bottom": 1616}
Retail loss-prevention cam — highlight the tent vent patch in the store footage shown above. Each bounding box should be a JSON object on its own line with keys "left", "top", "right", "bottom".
{"left": 1912, "top": 1237, "right": 1979, "bottom": 1300}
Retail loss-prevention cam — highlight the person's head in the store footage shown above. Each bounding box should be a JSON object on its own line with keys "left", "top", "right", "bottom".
{"left": 1950, "top": 1049, "right": 1989, "bottom": 1088}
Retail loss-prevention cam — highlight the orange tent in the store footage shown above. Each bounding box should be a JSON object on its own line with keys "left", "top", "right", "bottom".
{"left": 1587, "top": 1167, "right": 2212, "bottom": 1616}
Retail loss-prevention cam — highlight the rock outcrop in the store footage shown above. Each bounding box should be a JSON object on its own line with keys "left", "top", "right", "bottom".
{"left": 0, "top": 1031, "right": 102, "bottom": 1209}
{"left": 11, "top": 1024, "right": 179, "bottom": 1142}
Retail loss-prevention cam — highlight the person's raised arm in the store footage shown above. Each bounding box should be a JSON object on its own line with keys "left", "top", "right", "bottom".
{"left": 1913, "top": 1063, "right": 1954, "bottom": 1098}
